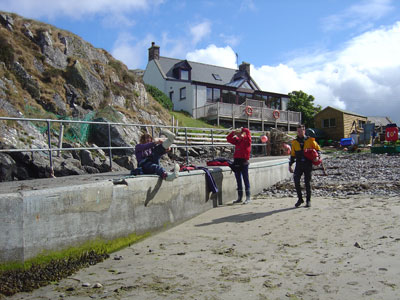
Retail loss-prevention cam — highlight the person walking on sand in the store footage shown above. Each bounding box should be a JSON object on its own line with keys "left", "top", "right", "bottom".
{"left": 227, "top": 127, "right": 252, "bottom": 204}
{"left": 135, "top": 129, "right": 179, "bottom": 181}
{"left": 289, "top": 124, "right": 321, "bottom": 208}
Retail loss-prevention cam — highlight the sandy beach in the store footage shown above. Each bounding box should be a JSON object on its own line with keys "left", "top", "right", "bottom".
{"left": 8, "top": 191, "right": 400, "bottom": 300}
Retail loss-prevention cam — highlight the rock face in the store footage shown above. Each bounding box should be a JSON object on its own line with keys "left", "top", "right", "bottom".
{"left": 0, "top": 11, "right": 172, "bottom": 182}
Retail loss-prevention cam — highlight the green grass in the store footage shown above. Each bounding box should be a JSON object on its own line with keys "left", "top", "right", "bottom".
{"left": 0, "top": 232, "right": 150, "bottom": 272}
{"left": 171, "top": 111, "right": 226, "bottom": 129}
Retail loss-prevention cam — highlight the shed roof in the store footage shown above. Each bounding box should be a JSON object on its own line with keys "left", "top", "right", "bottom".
{"left": 316, "top": 106, "right": 367, "bottom": 118}
{"left": 367, "top": 116, "right": 394, "bottom": 127}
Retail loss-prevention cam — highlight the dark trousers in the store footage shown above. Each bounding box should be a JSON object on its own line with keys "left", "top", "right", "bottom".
{"left": 293, "top": 161, "right": 313, "bottom": 201}
{"left": 139, "top": 144, "right": 166, "bottom": 177}
{"left": 233, "top": 158, "right": 250, "bottom": 192}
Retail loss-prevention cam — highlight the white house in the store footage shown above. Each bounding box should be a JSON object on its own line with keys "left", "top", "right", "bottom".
{"left": 143, "top": 42, "right": 300, "bottom": 129}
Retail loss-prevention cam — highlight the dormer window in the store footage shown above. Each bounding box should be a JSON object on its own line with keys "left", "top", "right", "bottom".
{"left": 181, "top": 69, "right": 189, "bottom": 80}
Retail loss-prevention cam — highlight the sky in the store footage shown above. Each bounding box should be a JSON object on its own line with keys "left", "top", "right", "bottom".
{"left": 0, "top": 0, "right": 400, "bottom": 124}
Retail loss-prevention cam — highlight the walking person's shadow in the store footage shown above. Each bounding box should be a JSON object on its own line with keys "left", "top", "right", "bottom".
{"left": 195, "top": 207, "right": 296, "bottom": 227}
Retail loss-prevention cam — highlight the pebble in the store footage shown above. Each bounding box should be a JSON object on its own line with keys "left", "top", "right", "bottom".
{"left": 261, "top": 153, "right": 400, "bottom": 198}
{"left": 93, "top": 282, "right": 103, "bottom": 288}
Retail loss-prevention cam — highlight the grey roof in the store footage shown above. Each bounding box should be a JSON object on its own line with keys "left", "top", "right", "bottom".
{"left": 367, "top": 116, "right": 394, "bottom": 126}
{"left": 157, "top": 56, "right": 260, "bottom": 89}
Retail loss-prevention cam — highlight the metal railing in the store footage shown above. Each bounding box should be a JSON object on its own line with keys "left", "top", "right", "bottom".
{"left": 0, "top": 116, "right": 274, "bottom": 175}
{"left": 193, "top": 100, "right": 302, "bottom": 126}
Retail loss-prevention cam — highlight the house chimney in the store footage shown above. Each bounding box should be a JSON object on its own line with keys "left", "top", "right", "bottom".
{"left": 148, "top": 42, "right": 160, "bottom": 61}
{"left": 239, "top": 61, "right": 250, "bottom": 75}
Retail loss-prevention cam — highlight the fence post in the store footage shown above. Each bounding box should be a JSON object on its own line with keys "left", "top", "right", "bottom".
{"left": 46, "top": 119, "right": 54, "bottom": 177}
{"left": 185, "top": 127, "right": 189, "bottom": 164}
{"left": 107, "top": 122, "right": 113, "bottom": 170}
{"left": 232, "top": 103, "right": 235, "bottom": 129}
{"left": 261, "top": 102, "right": 264, "bottom": 132}
{"left": 57, "top": 123, "right": 64, "bottom": 157}
{"left": 211, "top": 128, "right": 214, "bottom": 159}
{"left": 217, "top": 102, "right": 220, "bottom": 127}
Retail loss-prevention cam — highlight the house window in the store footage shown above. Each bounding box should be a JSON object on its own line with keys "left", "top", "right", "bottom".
{"left": 180, "top": 87, "right": 186, "bottom": 100}
{"left": 238, "top": 92, "right": 252, "bottom": 105}
{"left": 322, "top": 118, "right": 336, "bottom": 128}
{"left": 207, "top": 87, "right": 220, "bottom": 102}
{"left": 268, "top": 96, "right": 281, "bottom": 110}
{"left": 169, "top": 91, "right": 174, "bottom": 100}
{"left": 240, "top": 81, "right": 252, "bottom": 89}
{"left": 212, "top": 73, "right": 222, "bottom": 81}
{"left": 358, "top": 120, "right": 366, "bottom": 128}
{"left": 180, "top": 70, "right": 189, "bottom": 80}
{"left": 222, "top": 89, "right": 236, "bottom": 104}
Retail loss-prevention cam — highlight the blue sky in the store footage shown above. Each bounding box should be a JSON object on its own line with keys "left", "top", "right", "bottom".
{"left": 1, "top": 0, "right": 400, "bottom": 124}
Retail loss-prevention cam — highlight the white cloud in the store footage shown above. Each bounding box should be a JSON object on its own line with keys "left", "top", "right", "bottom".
{"left": 219, "top": 33, "right": 241, "bottom": 47}
{"left": 322, "top": 0, "right": 393, "bottom": 31}
{"left": 0, "top": 0, "right": 164, "bottom": 20}
{"left": 111, "top": 33, "right": 154, "bottom": 69}
{"left": 186, "top": 44, "right": 237, "bottom": 69}
{"left": 184, "top": 21, "right": 400, "bottom": 121}
{"left": 190, "top": 21, "right": 211, "bottom": 45}
{"left": 250, "top": 21, "right": 400, "bottom": 124}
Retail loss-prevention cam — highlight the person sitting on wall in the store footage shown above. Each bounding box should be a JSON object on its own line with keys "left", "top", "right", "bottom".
{"left": 135, "top": 129, "right": 179, "bottom": 181}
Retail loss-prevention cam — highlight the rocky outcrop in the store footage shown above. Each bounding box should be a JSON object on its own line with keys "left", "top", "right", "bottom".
{"left": 0, "top": 11, "right": 173, "bottom": 182}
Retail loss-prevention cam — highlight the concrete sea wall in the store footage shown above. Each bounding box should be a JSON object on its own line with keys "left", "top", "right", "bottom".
{"left": 0, "top": 159, "right": 290, "bottom": 263}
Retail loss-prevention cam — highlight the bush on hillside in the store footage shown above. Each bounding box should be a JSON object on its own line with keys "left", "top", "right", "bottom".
{"left": 145, "top": 84, "right": 173, "bottom": 110}
{"left": 0, "top": 36, "right": 15, "bottom": 68}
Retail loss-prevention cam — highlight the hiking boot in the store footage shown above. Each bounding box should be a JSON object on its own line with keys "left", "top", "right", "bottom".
{"left": 242, "top": 190, "right": 251, "bottom": 204}
{"left": 233, "top": 190, "right": 243, "bottom": 204}
{"left": 294, "top": 199, "right": 304, "bottom": 208}
{"left": 305, "top": 201, "right": 311, "bottom": 208}
{"left": 161, "top": 129, "right": 175, "bottom": 149}
{"left": 160, "top": 129, "right": 175, "bottom": 140}
{"left": 165, "top": 164, "right": 180, "bottom": 181}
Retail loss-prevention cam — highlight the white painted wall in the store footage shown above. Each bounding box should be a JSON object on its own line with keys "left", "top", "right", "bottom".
{"left": 167, "top": 81, "right": 193, "bottom": 114}
{"left": 143, "top": 60, "right": 166, "bottom": 92}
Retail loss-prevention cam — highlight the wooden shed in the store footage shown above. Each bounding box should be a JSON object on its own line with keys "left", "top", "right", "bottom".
{"left": 314, "top": 106, "right": 367, "bottom": 141}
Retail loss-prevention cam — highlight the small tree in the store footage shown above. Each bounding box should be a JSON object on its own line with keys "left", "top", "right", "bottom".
{"left": 288, "top": 90, "right": 321, "bottom": 128}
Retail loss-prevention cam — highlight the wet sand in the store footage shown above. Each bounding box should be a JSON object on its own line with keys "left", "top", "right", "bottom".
{"left": 8, "top": 194, "right": 400, "bottom": 300}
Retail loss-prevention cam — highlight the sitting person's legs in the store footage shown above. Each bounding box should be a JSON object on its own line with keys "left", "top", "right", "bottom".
{"left": 140, "top": 159, "right": 166, "bottom": 177}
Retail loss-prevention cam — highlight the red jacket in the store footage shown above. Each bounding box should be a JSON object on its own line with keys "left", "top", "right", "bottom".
{"left": 226, "top": 128, "right": 252, "bottom": 160}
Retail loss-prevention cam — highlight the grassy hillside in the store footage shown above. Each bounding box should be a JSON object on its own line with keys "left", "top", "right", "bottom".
{"left": 170, "top": 111, "right": 226, "bottom": 129}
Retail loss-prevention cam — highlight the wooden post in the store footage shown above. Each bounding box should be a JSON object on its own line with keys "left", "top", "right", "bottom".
{"left": 261, "top": 102, "right": 264, "bottom": 132}
{"left": 217, "top": 102, "right": 220, "bottom": 127}
{"left": 232, "top": 103, "right": 235, "bottom": 129}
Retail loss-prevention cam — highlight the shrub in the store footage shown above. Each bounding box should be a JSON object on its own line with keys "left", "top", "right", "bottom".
{"left": 145, "top": 84, "right": 173, "bottom": 110}
{"left": 0, "top": 36, "right": 15, "bottom": 68}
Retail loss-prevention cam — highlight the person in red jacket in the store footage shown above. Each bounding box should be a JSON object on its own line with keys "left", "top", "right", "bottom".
{"left": 227, "top": 127, "right": 252, "bottom": 204}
